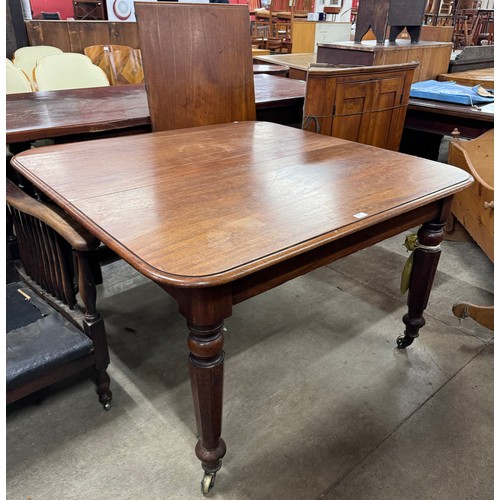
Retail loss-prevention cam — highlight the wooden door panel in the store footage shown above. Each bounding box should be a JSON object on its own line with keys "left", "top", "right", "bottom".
{"left": 364, "top": 76, "right": 406, "bottom": 149}
{"left": 332, "top": 80, "right": 374, "bottom": 141}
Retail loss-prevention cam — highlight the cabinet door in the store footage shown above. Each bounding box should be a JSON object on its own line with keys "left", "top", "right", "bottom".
{"left": 332, "top": 73, "right": 407, "bottom": 150}
{"left": 330, "top": 79, "right": 375, "bottom": 144}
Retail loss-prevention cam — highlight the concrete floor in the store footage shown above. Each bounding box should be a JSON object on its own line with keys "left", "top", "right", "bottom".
{"left": 6, "top": 229, "right": 493, "bottom": 499}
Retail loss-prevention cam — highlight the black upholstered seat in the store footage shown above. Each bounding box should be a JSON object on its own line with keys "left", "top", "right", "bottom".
{"left": 7, "top": 284, "right": 94, "bottom": 391}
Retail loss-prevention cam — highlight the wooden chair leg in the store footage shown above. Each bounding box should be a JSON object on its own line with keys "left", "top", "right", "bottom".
{"left": 95, "top": 368, "right": 112, "bottom": 410}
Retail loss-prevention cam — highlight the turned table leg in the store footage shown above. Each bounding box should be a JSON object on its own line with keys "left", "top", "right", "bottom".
{"left": 397, "top": 219, "right": 446, "bottom": 348}
{"left": 188, "top": 320, "right": 226, "bottom": 494}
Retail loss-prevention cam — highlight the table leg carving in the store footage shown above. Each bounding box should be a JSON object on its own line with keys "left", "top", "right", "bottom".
{"left": 398, "top": 220, "right": 445, "bottom": 348}
{"left": 188, "top": 321, "right": 226, "bottom": 494}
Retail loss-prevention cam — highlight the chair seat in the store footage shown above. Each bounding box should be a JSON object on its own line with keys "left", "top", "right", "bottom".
{"left": 6, "top": 285, "right": 94, "bottom": 390}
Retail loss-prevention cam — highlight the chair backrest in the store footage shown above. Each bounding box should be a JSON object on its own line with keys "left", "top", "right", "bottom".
{"left": 135, "top": 2, "right": 256, "bottom": 132}
{"left": 303, "top": 62, "right": 418, "bottom": 151}
{"left": 6, "top": 58, "right": 33, "bottom": 93}
{"left": 41, "top": 11, "right": 62, "bottom": 19}
{"left": 247, "top": 0, "right": 261, "bottom": 11}
{"left": 84, "top": 44, "right": 132, "bottom": 68}
{"left": 84, "top": 44, "right": 144, "bottom": 85}
{"left": 292, "top": 0, "right": 313, "bottom": 15}
{"left": 107, "top": 48, "right": 144, "bottom": 85}
{"left": 34, "top": 53, "right": 110, "bottom": 91}
{"left": 6, "top": 178, "right": 99, "bottom": 308}
{"left": 270, "top": 0, "right": 290, "bottom": 12}
{"left": 470, "top": 10, "right": 494, "bottom": 45}
{"left": 13, "top": 45, "right": 63, "bottom": 84}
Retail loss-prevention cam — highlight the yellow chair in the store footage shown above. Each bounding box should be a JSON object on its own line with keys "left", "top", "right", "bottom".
{"left": 12, "top": 45, "right": 63, "bottom": 85}
{"left": 34, "top": 53, "right": 110, "bottom": 91}
{"left": 6, "top": 58, "right": 33, "bottom": 94}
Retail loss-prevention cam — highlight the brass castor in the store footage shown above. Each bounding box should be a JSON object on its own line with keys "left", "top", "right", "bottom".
{"left": 201, "top": 472, "right": 216, "bottom": 495}
{"left": 103, "top": 401, "right": 111, "bottom": 411}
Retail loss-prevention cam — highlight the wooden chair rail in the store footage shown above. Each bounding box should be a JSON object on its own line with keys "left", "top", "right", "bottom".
{"left": 6, "top": 179, "right": 112, "bottom": 408}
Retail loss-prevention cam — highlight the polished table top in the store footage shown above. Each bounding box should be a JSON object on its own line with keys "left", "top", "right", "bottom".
{"left": 408, "top": 97, "right": 494, "bottom": 121}
{"left": 406, "top": 97, "right": 494, "bottom": 142}
{"left": 11, "top": 121, "right": 471, "bottom": 287}
{"left": 437, "top": 67, "right": 495, "bottom": 89}
{"left": 6, "top": 74, "right": 306, "bottom": 143}
{"left": 253, "top": 52, "right": 316, "bottom": 71}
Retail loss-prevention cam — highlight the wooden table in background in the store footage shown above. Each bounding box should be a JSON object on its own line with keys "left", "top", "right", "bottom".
{"left": 11, "top": 121, "right": 472, "bottom": 493}
{"left": 6, "top": 74, "right": 306, "bottom": 145}
{"left": 401, "top": 97, "right": 494, "bottom": 160}
{"left": 437, "top": 67, "right": 495, "bottom": 89}
{"left": 253, "top": 64, "right": 289, "bottom": 76}
{"left": 406, "top": 97, "right": 494, "bottom": 137}
{"left": 252, "top": 47, "right": 270, "bottom": 56}
{"left": 253, "top": 53, "right": 316, "bottom": 80}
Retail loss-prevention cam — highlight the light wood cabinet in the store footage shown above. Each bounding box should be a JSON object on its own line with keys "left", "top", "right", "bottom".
{"left": 291, "top": 21, "right": 351, "bottom": 53}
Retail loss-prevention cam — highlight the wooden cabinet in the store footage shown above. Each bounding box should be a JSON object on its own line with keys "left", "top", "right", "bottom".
{"left": 73, "top": 0, "right": 107, "bottom": 20}
{"left": 316, "top": 40, "right": 452, "bottom": 82}
{"left": 303, "top": 62, "right": 418, "bottom": 150}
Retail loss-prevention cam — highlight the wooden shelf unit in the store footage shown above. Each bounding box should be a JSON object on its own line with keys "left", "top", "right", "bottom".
{"left": 73, "top": 0, "right": 107, "bottom": 20}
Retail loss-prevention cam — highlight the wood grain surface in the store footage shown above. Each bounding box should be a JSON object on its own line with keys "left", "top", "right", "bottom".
{"left": 135, "top": 3, "right": 256, "bottom": 131}
{"left": 437, "top": 67, "right": 495, "bottom": 89}
{"left": 303, "top": 62, "right": 417, "bottom": 150}
{"left": 449, "top": 129, "right": 494, "bottom": 261}
{"left": 11, "top": 121, "right": 472, "bottom": 286}
{"left": 6, "top": 75, "right": 306, "bottom": 143}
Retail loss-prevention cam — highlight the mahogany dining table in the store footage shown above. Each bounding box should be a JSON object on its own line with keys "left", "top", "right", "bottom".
{"left": 6, "top": 74, "right": 306, "bottom": 146}
{"left": 10, "top": 121, "right": 472, "bottom": 494}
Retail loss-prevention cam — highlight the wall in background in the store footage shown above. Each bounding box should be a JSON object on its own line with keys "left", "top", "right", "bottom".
{"left": 29, "top": 0, "right": 75, "bottom": 19}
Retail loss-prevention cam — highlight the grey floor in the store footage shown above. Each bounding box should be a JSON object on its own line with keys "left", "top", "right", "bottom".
{"left": 6, "top": 228, "right": 493, "bottom": 500}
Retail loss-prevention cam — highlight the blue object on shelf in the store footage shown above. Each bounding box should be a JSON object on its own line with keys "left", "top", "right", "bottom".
{"left": 410, "top": 80, "right": 494, "bottom": 106}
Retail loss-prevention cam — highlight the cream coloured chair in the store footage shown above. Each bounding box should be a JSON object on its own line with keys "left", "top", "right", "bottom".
{"left": 13, "top": 45, "right": 63, "bottom": 85}
{"left": 34, "top": 53, "right": 110, "bottom": 91}
{"left": 6, "top": 58, "right": 33, "bottom": 94}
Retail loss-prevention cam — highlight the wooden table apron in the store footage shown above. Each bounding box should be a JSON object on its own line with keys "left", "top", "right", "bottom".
{"left": 10, "top": 121, "right": 472, "bottom": 490}
{"left": 6, "top": 74, "right": 307, "bottom": 145}
{"left": 406, "top": 97, "right": 494, "bottom": 138}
